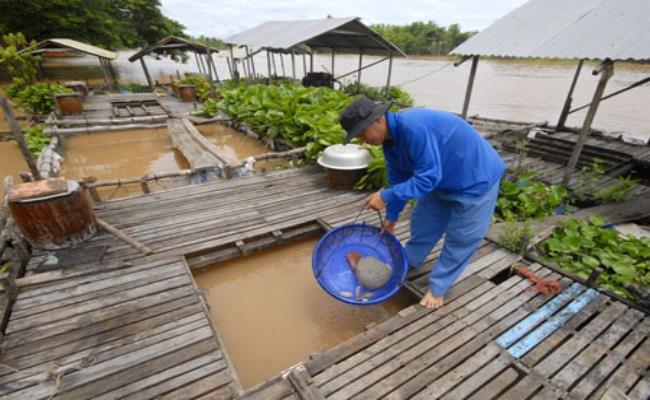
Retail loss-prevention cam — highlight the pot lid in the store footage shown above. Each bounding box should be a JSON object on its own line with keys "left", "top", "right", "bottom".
{"left": 317, "top": 144, "right": 372, "bottom": 170}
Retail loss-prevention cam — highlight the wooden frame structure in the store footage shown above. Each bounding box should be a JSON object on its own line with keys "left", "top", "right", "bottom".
{"left": 128, "top": 36, "right": 221, "bottom": 88}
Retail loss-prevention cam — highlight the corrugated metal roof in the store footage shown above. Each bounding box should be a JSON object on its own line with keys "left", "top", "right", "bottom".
{"left": 452, "top": 0, "right": 650, "bottom": 61}
{"left": 32, "top": 38, "right": 117, "bottom": 60}
{"left": 226, "top": 17, "right": 404, "bottom": 56}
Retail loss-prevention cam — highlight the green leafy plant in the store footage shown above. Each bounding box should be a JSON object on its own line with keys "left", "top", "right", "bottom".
{"left": 539, "top": 215, "right": 650, "bottom": 300}
{"left": 355, "top": 145, "right": 388, "bottom": 190}
{"left": 498, "top": 221, "right": 533, "bottom": 254}
{"left": 211, "top": 82, "right": 353, "bottom": 162}
{"left": 574, "top": 160, "right": 638, "bottom": 204}
{"left": 495, "top": 170, "right": 569, "bottom": 222}
{"left": 6, "top": 83, "right": 72, "bottom": 114}
{"left": 344, "top": 82, "right": 414, "bottom": 108}
{"left": 23, "top": 125, "right": 50, "bottom": 157}
{"left": 178, "top": 75, "right": 213, "bottom": 101}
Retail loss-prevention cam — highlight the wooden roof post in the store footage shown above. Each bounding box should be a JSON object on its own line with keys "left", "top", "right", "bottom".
{"left": 291, "top": 49, "right": 296, "bottom": 79}
{"left": 331, "top": 49, "right": 335, "bottom": 76}
{"left": 0, "top": 98, "right": 41, "bottom": 180}
{"left": 461, "top": 55, "right": 479, "bottom": 120}
{"left": 385, "top": 53, "right": 393, "bottom": 96}
{"left": 556, "top": 59, "right": 584, "bottom": 131}
{"left": 302, "top": 53, "right": 307, "bottom": 76}
{"left": 562, "top": 59, "right": 614, "bottom": 186}
{"left": 229, "top": 45, "right": 239, "bottom": 80}
{"left": 266, "top": 49, "right": 272, "bottom": 79}
{"left": 247, "top": 46, "right": 256, "bottom": 78}
{"left": 357, "top": 49, "right": 363, "bottom": 84}
{"left": 140, "top": 57, "right": 153, "bottom": 88}
{"left": 280, "top": 53, "right": 286, "bottom": 77}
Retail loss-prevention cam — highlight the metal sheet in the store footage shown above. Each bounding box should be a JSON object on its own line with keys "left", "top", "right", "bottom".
{"left": 33, "top": 38, "right": 118, "bottom": 60}
{"left": 226, "top": 17, "right": 404, "bottom": 56}
{"left": 452, "top": 0, "right": 650, "bottom": 61}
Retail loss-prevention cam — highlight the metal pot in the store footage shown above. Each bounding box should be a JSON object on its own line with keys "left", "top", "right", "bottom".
{"left": 317, "top": 144, "right": 371, "bottom": 189}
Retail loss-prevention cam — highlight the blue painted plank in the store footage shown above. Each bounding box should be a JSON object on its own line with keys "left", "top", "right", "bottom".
{"left": 496, "top": 282, "right": 584, "bottom": 348}
{"left": 507, "top": 288, "right": 600, "bottom": 358}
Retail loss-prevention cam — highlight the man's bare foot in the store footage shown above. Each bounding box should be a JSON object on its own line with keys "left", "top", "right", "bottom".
{"left": 420, "top": 290, "right": 444, "bottom": 310}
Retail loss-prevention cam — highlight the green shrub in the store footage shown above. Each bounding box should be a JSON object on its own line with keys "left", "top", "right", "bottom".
{"left": 178, "top": 75, "right": 213, "bottom": 101}
{"left": 495, "top": 170, "right": 569, "bottom": 222}
{"left": 6, "top": 83, "right": 72, "bottom": 114}
{"left": 23, "top": 124, "right": 50, "bottom": 157}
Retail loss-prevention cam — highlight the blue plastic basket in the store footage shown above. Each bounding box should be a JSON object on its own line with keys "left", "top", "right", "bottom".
{"left": 312, "top": 223, "right": 408, "bottom": 305}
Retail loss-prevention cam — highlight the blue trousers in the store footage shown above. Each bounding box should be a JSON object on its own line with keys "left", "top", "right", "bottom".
{"left": 406, "top": 181, "right": 500, "bottom": 297}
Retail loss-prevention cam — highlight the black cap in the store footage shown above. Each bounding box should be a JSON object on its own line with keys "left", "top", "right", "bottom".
{"left": 339, "top": 96, "right": 393, "bottom": 144}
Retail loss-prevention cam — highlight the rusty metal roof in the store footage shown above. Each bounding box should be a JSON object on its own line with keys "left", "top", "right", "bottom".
{"left": 226, "top": 17, "right": 405, "bottom": 56}
{"left": 452, "top": 0, "right": 650, "bottom": 61}
{"left": 30, "top": 38, "right": 117, "bottom": 60}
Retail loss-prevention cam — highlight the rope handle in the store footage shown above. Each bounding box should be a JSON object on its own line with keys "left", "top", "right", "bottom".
{"left": 352, "top": 206, "right": 385, "bottom": 228}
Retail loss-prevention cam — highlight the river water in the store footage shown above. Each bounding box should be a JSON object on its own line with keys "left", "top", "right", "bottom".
{"left": 194, "top": 237, "right": 414, "bottom": 388}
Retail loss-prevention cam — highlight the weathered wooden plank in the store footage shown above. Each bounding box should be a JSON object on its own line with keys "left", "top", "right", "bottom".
{"left": 550, "top": 308, "right": 644, "bottom": 391}
{"left": 155, "top": 369, "right": 233, "bottom": 400}
{"left": 627, "top": 375, "right": 650, "bottom": 400}
{"left": 11, "top": 263, "right": 186, "bottom": 319}
{"left": 7, "top": 274, "right": 193, "bottom": 334}
{"left": 533, "top": 301, "right": 629, "bottom": 378}
{"left": 8, "top": 328, "right": 216, "bottom": 399}
{"left": 410, "top": 344, "right": 504, "bottom": 399}
{"left": 0, "top": 313, "right": 208, "bottom": 392}
{"left": 568, "top": 318, "right": 649, "bottom": 399}
{"left": 238, "top": 375, "right": 295, "bottom": 400}
{"left": 306, "top": 274, "right": 488, "bottom": 377}
{"left": 440, "top": 353, "right": 513, "bottom": 400}
{"left": 498, "top": 373, "right": 548, "bottom": 400}
{"left": 465, "top": 366, "right": 521, "bottom": 400}
{"left": 520, "top": 294, "right": 609, "bottom": 368}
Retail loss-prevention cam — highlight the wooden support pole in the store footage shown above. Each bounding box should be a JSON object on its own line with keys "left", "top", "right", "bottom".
{"left": 247, "top": 46, "right": 256, "bottom": 77}
{"left": 229, "top": 45, "right": 238, "bottom": 80}
{"left": 195, "top": 52, "right": 204, "bottom": 75}
{"left": 556, "top": 59, "right": 584, "bottom": 131}
{"left": 357, "top": 50, "right": 363, "bottom": 83}
{"left": 203, "top": 52, "right": 213, "bottom": 81}
{"left": 208, "top": 51, "right": 220, "bottom": 82}
{"left": 108, "top": 60, "right": 118, "bottom": 86}
{"left": 0, "top": 98, "right": 41, "bottom": 180}
{"left": 310, "top": 52, "right": 314, "bottom": 73}
{"left": 562, "top": 60, "right": 614, "bottom": 186}
{"left": 266, "top": 49, "right": 272, "bottom": 78}
{"left": 271, "top": 52, "right": 278, "bottom": 76}
{"left": 140, "top": 58, "right": 153, "bottom": 88}
{"left": 331, "top": 50, "right": 335, "bottom": 76}
{"left": 461, "top": 55, "right": 479, "bottom": 120}
{"left": 302, "top": 53, "right": 307, "bottom": 76}
{"left": 280, "top": 53, "right": 286, "bottom": 77}
{"left": 226, "top": 57, "right": 233, "bottom": 80}
{"left": 385, "top": 53, "right": 393, "bottom": 96}
{"left": 291, "top": 50, "right": 296, "bottom": 79}
{"left": 96, "top": 217, "right": 153, "bottom": 255}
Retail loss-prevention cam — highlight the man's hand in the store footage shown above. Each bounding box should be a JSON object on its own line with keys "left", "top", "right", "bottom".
{"left": 364, "top": 191, "right": 386, "bottom": 211}
{"left": 381, "top": 220, "right": 396, "bottom": 234}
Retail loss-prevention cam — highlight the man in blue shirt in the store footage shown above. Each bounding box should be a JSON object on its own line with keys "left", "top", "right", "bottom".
{"left": 340, "top": 96, "right": 505, "bottom": 310}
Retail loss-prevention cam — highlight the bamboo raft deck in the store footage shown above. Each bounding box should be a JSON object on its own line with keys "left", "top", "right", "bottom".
{"left": 1, "top": 122, "right": 649, "bottom": 398}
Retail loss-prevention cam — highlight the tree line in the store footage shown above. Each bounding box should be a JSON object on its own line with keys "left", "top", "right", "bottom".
{"left": 370, "top": 21, "right": 476, "bottom": 55}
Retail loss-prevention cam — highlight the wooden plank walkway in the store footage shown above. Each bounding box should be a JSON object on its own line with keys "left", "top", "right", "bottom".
{"left": 2, "top": 150, "right": 648, "bottom": 398}
{"left": 0, "top": 257, "right": 240, "bottom": 400}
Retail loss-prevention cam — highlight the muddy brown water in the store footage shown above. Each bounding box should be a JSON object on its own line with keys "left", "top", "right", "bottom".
{"left": 196, "top": 123, "right": 284, "bottom": 172}
{"left": 193, "top": 237, "right": 414, "bottom": 388}
{"left": 59, "top": 128, "right": 190, "bottom": 199}
{"left": 0, "top": 141, "right": 28, "bottom": 198}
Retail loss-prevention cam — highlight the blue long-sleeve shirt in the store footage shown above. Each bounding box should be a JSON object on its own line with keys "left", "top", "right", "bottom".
{"left": 380, "top": 109, "right": 506, "bottom": 221}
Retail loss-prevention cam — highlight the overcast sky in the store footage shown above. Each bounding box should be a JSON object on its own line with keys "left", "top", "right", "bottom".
{"left": 160, "top": 0, "right": 529, "bottom": 40}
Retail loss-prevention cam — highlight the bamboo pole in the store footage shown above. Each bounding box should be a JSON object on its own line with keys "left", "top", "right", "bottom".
{"left": 96, "top": 218, "right": 153, "bottom": 255}
{"left": 0, "top": 98, "right": 41, "bottom": 180}
{"left": 302, "top": 54, "right": 307, "bottom": 76}
{"left": 556, "top": 59, "right": 584, "bottom": 131}
{"left": 461, "top": 55, "right": 479, "bottom": 120}
{"left": 562, "top": 60, "right": 614, "bottom": 186}
{"left": 266, "top": 49, "right": 272, "bottom": 78}
{"left": 291, "top": 50, "right": 296, "bottom": 79}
